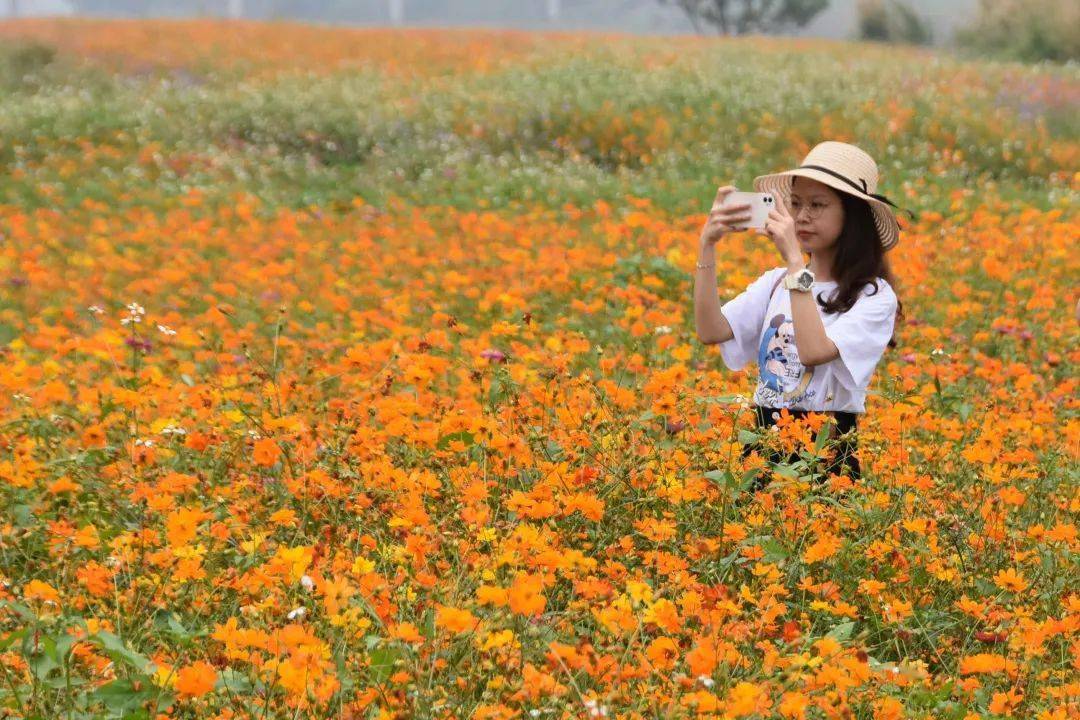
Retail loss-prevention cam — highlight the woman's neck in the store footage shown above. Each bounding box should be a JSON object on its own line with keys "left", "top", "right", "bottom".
{"left": 806, "top": 251, "right": 836, "bottom": 282}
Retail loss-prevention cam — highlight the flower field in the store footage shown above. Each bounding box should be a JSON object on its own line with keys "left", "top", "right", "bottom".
{"left": 0, "top": 17, "right": 1077, "bottom": 720}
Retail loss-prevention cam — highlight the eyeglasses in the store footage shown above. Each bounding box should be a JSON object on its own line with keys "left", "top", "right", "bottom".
{"left": 785, "top": 197, "right": 832, "bottom": 220}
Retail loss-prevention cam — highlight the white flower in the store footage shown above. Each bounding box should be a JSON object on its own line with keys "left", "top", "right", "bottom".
{"left": 87, "top": 305, "right": 104, "bottom": 315}
{"left": 654, "top": 325, "right": 672, "bottom": 335}
{"left": 931, "top": 347, "right": 945, "bottom": 356}
{"left": 156, "top": 324, "right": 176, "bottom": 336}
{"left": 287, "top": 606, "right": 307, "bottom": 620}
{"left": 697, "top": 674, "right": 715, "bottom": 687}
{"left": 134, "top": 438, "right": 154, "bottom": 447}
{"left": 583, "top": 699, "right": 608, "bottom": 717}
{"left": 125, "top": 303, "right": 145, "bottom": 316}
{"left": 160, "top": 425, "right": 187, "bottom": 436}
{"left": 300, "top": 575, "right": 314, "bottom": 591}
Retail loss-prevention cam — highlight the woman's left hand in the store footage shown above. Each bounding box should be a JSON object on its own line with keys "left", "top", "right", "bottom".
{"left": 760, "top": 197, "right": 801, "bottom": 265}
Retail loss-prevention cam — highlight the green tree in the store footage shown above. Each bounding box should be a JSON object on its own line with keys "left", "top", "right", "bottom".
{"left": 954, "top": 0, "right": 1080, "bottom": 63}
{"left": 658, "top": 0, "right": 829, "bottom": 36}
{"left": 856, "top": 0, "right": 932, "bottom": 45}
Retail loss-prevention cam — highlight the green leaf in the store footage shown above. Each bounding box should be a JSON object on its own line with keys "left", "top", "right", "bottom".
{"left": 368, "top": 645, "right": 400, "bottom": 684}
{"left": 740, "top": 468, "right": 762, "bottom": 491}
{"left": 436, "top": 430, "right": 474, "bottom": 450}
{"left": 737, "top": 429, "right": 761, "bottom": 445}
{"left": 760, "top": 538, "right": 789, "bottom": 563}
{"left": 488, "top": 372, "right": 509, "bottom": 407}
{"left": 0, "top": 627, "right": 28, "bottom": 652}
{"left": 771, "top": 462, "right": 802, "bottom": 479}
{"left": 695, "top": 394, "right": 742, "bottom": 405}
{"left": 0, "top": 600, "right": 36, "bottom": 622}
{"left": 826, "top": 621, "right": 856, "bottom": 642}
{"left": 705, "top": 469, "right": 750, "bottom": 493}
{"left": 153, "top": 611, "right": 199, "bottom": 643}
{"left": 28, "top": 647, "right": 60, "bottom": 681}
{"left": 703, "top": 469, "right": 729, "bottom": 484}
{"left": 0, "top": 322, "right": 18, "bottom": 347}
{"left": 88, "top": 631, "right": 152, "bottom": 674}
{"left": 814, "top": 426, "right": 832, "bottom": 454}
{"left": 218, "top": 668, "right": 256, "bottom": 693}
{"left": 91, "top": 678, "right": 157, "bottom": 713}
{"left": 420, "top": 606, "right": 435, "bottom": 640}
{"left": 10, "top": 504, "right": 33, "bottom": 528}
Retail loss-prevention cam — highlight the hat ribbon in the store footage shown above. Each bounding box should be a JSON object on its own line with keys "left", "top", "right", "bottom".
{"left": 795, "top": 164, "right": 918, "bottom": 221}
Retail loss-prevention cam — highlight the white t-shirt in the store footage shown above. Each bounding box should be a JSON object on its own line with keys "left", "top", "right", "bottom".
{"left": 717, "top": 266, "right": 898, "bottom": 414}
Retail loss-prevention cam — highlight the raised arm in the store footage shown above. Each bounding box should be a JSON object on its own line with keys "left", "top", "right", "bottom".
{"left": 694, "top": 185, "right": 752, "bottom": 345}
{"left": 694, "top": 241, "right": 734, "bottom": 345}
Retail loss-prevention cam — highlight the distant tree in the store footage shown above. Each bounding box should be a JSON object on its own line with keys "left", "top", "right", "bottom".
{"left": 954, "top": 0, "right": 1079, "bottom": 63}
{"left": 856, "top": 0, "right": 932, "bottom": 45}
{"left": 657, "top": 0, "right": 829, "bottom": 36}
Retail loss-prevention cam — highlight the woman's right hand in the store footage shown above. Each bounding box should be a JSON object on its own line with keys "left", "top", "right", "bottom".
{"left": 700, "top": 185, "right": 752, "bottom": 248}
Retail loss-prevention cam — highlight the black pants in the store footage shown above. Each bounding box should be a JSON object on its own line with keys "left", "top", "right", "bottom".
{"left": 739, "top": 405, "right": 861, "bottom": 492}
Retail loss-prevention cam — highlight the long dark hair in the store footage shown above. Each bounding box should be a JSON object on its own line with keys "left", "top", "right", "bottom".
{"left": 811, "top": 191, "right": 904, "bottom": 349}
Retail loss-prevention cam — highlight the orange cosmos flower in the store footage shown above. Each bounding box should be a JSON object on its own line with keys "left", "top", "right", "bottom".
{"left": 645, "top": 636, "right": 678, "bottom": 671}
{"left": 252, "top": 437, "right": 282, "bottom": 466}
{"left": 802, "top": 532, "right": 843, "bottom": 564}
{"left": 389, "top": 622, "right": 424, "bottom": 645}
{"left": 435, "top": 604, "right": 480, "bottom": 635}
{"left": 726, "top": 681, "right": 772, "bottom": 716}
{"left": 958, "top": 653, "right": 1019, "bottom": 675}
{"left": 508, "top": 573, "right": 546, "bottom": 617}
{"left": 23, "top": 579, "right": 61, "bottom": 606}
{"left": 174, "top": 660, "right": 217, "bottom": 698}
{"left": 993, "top": 568, "right": 1028, "bottom": 593}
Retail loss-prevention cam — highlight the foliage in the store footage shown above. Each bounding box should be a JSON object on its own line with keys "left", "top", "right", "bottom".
{"left": 658, "top": 0, "right": 829, "bottom": 36}
{"left": 953, "top": 0, "right": 1080, "bottom": 63}
{"left": 855, "top": 0, "right": 933, "bottom": 46}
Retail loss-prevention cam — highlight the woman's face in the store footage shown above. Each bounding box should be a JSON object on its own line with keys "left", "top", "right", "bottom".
{"left": 788, "top": 176, "right": 844, "bottom": 253}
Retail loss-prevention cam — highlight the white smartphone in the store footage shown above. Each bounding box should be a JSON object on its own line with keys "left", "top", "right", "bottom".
{"left": 719, "top": 191, "right": 776, "bottom": 230}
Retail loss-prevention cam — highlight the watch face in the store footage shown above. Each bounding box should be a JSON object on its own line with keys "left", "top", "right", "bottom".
{"left": 797, "top": 271, "right": 814, "bottom": 290}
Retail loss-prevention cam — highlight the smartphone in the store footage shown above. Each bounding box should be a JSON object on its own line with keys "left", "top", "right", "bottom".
{"left": 719, "top": 191, "right": 776, "bottom": 230}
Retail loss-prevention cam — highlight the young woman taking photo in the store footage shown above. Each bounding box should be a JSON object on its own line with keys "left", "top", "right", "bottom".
{"left": 693, "top": 141, "right": 914, "bottom": 492}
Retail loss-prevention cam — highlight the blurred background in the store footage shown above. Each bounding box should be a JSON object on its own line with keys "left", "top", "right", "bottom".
{"left": 3, "top": 1, "right": 1077, "bottom": 63}
{"left": 0, "top": 1, "right": 1063, "bottom": 58}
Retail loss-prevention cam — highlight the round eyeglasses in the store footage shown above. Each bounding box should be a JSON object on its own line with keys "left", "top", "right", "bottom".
{"left": 785, "top": 198, "right": 832, "bottom": 220}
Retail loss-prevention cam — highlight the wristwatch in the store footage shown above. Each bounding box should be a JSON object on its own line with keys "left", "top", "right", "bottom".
{"left": 783, "top": 267, "right": 815, "bottom": 292}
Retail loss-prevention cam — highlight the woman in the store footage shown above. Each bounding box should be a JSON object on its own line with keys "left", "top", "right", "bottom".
{"left": 693, "top": 141, "right": 915, "bottom": 492}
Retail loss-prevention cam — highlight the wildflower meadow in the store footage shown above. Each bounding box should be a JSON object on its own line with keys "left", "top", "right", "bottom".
{"left": 0, "top": 17, "right": 1077, "bottom": 720}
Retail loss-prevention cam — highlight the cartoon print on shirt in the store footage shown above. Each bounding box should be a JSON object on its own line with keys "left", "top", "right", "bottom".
{"left": 755, "top": 314, "right": 815, "bottom": 405}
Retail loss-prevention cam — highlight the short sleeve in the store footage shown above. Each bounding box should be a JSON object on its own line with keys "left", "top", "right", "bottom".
{"left": 824, "top": 280, "right": 898, "bottom": 393}
{"left": 717, "top": 267, "right": 784, "bottom": 371}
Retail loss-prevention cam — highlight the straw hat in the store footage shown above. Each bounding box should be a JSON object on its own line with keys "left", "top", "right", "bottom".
{"left": 752, "top": 141, "right": 916, "bottom": 251}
